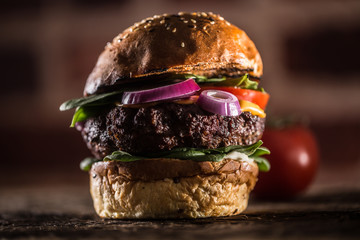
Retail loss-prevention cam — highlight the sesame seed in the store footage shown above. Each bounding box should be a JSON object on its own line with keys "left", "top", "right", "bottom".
{"left": 191, "top": 19, "right": 196, "bottom": 23}
{"left": 160, "top": 19, "right": 165, "bottom": 24}
{"left": 201, "top": 12, "right": 207, "bottom": 17}
{"left": 180, "top": 17, "right": 185, "bottom": 21}
{"left": 117, "top": 38, "right": 122, "bottom": 43}
{"left": 181, "top": 42, "right": 185, "bottom": 47}
{"left": 178, "top": 12, "right": 185, "bottom": 16}
{"left": 226, "top": 21, "right": 230, "bottom": 26}
{"left": 183, "top": 20, "right": 188, "bottom": 23}
{"left": 203, "top": 26, "right": 207, "bottom": 30}
{"left": 153, "top": 15, "right": 160, "bottom": 19}
{"left": 172, "top": 28, "right": 177, "bottom": 33}
{"left": 166, "top": 26, "right": 171, "bottom": 30}
{"left": 210, "top": 21, "right": 215, "bottom": 25}
{"left": 219, "top": 16, "right": 224, "bottom": 21}
{"left": 129, "top": 28, "right": 133, "bottom": 32}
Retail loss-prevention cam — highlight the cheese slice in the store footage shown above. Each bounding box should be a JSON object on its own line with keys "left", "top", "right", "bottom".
{"left": 239, "top": 100, "right": 266, "bottom": 118}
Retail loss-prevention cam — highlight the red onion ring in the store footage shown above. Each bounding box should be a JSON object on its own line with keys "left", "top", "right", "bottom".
{"left": 197, "top": 90, "right": 241, "bottom": 116}
{"left": 121, "top": 79, "right": 200, "bottom": 104}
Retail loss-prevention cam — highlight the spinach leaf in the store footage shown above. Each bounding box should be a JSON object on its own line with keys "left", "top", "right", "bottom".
{"left": 81, "top": 140, "right": 271, "bottom": 171}
{"left": 184, "top": 74, "right": 226, "bottom": 83}
{"left": 59, "top": 91, "right": 122, "bottom": 111}
{"left": 160, "top": 149, "right": 206, "bottom": 159}
{"left": 70, "top": 106, "right": 101, "bottom": 127}
{"left": 148, "top": 140, "right": 263, "bottom": 157}
{"left": 249, "top": 146, "right": 270, "bottom": 172}
{"left": 212, "top": 140, "right": 263, "bottom": 155}
{"left": 104, "top": 150, "right": 145, "bottom": 162}
{"left": 145, "top": 140, "right": 266, "bottom": 163}
{"left": 186, "top": 74, "right": 260, "bottom": 91}
{"left": 145, "top": 147, "right": 207, "bottom": 158}
{"left": 187, "top": 153, "right": 226, "bottom": 162}
{"left": 250, "top": 146, "right": 270, "bottom": 157}
{"left": 253, "top": 156, "right": 271, "bottom": 172}
{"left": 80, "top": 157, "right": 99, "bottom": 171}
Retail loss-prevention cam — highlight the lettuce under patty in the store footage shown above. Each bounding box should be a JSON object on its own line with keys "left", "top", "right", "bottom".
{"left": 80, "top": 140, "right": 270, "bottom": 172}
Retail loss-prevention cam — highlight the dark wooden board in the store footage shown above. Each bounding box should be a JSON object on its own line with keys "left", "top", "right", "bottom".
{"left": 1, "top": 186, "right": 359, "bottom": 240}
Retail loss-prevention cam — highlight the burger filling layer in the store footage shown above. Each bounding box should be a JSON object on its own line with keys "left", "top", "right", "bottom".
{"left": 82, "top": 102, "right": 265, "bottom": 159}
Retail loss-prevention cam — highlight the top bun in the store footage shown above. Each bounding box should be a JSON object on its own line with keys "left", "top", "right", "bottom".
{"left": 84, "top": 12, "right": 263, "bottom": 96}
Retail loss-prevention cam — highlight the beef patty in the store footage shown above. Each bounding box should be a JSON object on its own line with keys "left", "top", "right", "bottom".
{"left": 81, "top": 102, "right": 265, "bottom": 159}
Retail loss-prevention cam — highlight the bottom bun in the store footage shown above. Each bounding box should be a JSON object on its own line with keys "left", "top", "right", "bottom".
{"left": 89, "top": 158, "right": 258, "bottom": 219}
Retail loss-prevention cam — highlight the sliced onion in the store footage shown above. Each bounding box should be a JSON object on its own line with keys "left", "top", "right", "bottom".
{"left": 122, "top": 79, "right": 200, "bottom": 104}
{"left": 197, "top": 90, "right": 241, "bottom": 116}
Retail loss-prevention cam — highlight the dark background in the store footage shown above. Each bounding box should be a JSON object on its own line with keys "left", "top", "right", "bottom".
{"left": 0, "top": 0, "right": 359, "bottom": 193}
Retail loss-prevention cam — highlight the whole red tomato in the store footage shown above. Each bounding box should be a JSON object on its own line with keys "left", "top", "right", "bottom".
{"left": 254, "top": 124, "right": 319, "bottom": 199}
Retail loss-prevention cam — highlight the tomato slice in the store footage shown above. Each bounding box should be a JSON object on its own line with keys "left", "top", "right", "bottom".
{"left": 200, "top": 87, "right": 269, "bottom": 110}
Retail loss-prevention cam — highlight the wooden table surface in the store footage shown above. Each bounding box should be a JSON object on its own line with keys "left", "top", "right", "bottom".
{"left": 1, "top": 165, "right": 360, "bottom": 240}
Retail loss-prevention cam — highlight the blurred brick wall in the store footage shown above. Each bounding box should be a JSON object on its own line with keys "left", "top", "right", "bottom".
{"left": 0, "top": 0, "right": 359, "bottom": 184}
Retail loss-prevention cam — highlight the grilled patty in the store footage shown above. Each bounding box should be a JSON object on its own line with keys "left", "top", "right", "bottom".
{"left": 81, "top": 102, "right": 265, "bottom": 159}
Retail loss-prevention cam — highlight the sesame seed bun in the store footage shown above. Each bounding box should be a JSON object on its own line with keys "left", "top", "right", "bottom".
{"left": 84, "top": 12, "right": 263, "bottom": 96}
{"left": 89, "top": 158, "right": 258, "bottom": 219}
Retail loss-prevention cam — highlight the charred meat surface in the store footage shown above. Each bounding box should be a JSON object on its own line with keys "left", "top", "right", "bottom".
{"left": 81, "top": 115, "right": 117, "bottom": 159}
{"left": 81, "top": 103, "right": 265, "bottom": 157}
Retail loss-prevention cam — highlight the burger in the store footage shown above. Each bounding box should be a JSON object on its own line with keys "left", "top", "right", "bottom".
{"left": 60, "top": 12, "right": 270, "bottom": 219}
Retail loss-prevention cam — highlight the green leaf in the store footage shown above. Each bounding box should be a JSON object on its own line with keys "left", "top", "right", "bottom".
{"left": 212, "top": 74, "right": 259, "bottom": 90}
{"left": 248, "top": 145, "right": 270, "bottom": 172}
{"left": 187, "top": 153, "right": 226, "bottom": 162}
{"left": 98, "top": 141, "right": 271, "bottom": 171}
{"left": 249, "top": 146, "right": 270, "bottom": 158}
{"left": 70, "top": 106, "right": 100, "bottom": 127}
{"left": 185, "top": 74, "right": 226, "bottom": 83}
{"left": 187, "top": 74, "right": 261, "bottom": 90}
{"left": 146, "top": 141, "right": 262, "bottom": 158}
{"left": 59, "top": 91, "right": 122, "bottom": 111}
{"left": 161, "top": 149, "right": 206, "bottom": 159}
{"left": 80, "top": 157, "right": 99, "bottom": 171}
{"left": 253, "top": 156, "right": 271, "bottom": 172}
{"left": 210, "top": 140, "right": 263, "bottom": 155}
{"left": 104, "top": 150, "right": 145, "bottom": 162}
